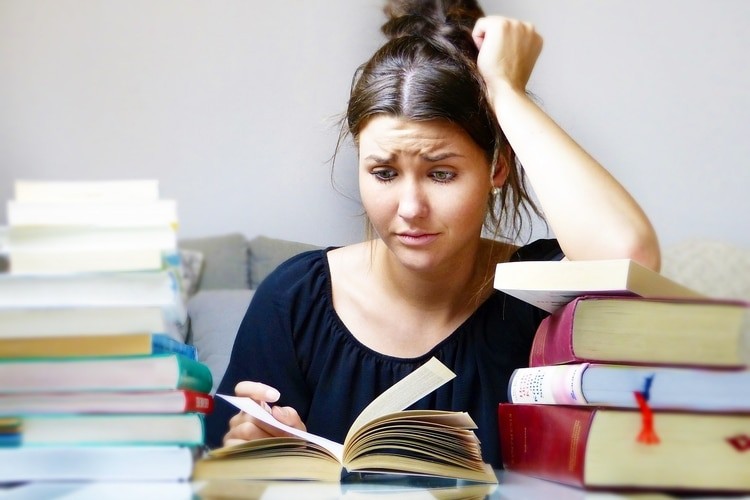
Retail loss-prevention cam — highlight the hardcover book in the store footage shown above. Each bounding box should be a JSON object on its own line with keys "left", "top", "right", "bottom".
{"left": 0, "top": 389, "right": 213, "bottom": 415}
{"left": 1, "top": 412, "right": 204, "bottom": 446}
{"left": 0, "top": 445, "right": 195, "bottom": 482}
{"left": 13, "top": 179, "right": 160, "bottom": 203}
{"left": 0, "top": 305, "right": 173, "bottom": 339}
{"left": 508, "top": 363, "right": 750, "bottom": 412}
{"left": 0, "top": 270, "right": 185, "bottom": 324}
{"left": 498, "top": 403, "right": 750, "bottom": 493}
{"left": 0, "top": 353, "right": 212, "bottom": 394}
{"left": 0, "top": 332, "right": 196, "bottom": 359}
{"left": 7, "top": 225, "right": 177, "bottom": 274}
{"left": 529, "top": 295, "right": 750, "bottom": 368}
{"left": 6, "top": 199, "right": 178, "bottom": 228}
{"left": 193, "top": 358, "right": 497, "bottom": 484}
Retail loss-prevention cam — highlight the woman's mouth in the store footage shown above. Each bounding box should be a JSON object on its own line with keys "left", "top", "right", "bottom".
{"left": 396, "top": 232, "right": 439, "bottom": 246}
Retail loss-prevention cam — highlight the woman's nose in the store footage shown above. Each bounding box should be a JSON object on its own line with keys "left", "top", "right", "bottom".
{"left": 397, "top": 180, "right": 429, "bottom": 220}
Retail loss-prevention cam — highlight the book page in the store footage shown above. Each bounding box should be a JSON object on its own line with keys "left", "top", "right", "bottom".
{"left": 346, "top": 357, "right": 456, "bottom": 439}
{"left": 502, "top": 290, "right": 584, "bottom": 313}
{"left": 217, "top": 357, "right": 455, "bottom": 463}
{"left": 217, "top": 395, "right": 345, "bottom": 461}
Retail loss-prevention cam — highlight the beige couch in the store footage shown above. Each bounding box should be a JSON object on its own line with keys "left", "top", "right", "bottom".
{"left": 179, "top": 234, "right": 319, "bottom": 393}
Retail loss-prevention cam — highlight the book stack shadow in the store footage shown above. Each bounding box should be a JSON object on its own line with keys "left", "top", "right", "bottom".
{"left": 493, "top": 259, "right": 750, "bottom": 495}
{"left": 0, "top": 180, "right": 213, "bottom": 484}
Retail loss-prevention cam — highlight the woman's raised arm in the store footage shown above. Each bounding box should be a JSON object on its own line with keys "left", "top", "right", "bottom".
{"left": 473, "top": 16, "right": 660, "bottom": 270}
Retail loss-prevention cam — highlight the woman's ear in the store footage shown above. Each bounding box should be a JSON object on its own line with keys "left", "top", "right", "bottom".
{"left": 491, "top": 155, "right": 510, "bottom": 188}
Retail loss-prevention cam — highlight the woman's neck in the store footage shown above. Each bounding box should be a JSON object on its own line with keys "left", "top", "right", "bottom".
{"left": 373, "top": 238, "right": 497, "bottom": 315}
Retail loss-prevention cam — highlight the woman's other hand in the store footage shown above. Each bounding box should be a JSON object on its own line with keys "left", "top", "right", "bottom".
{"left": 472, "top": 16, "right": 543, "bottom": 98}
{"left": 222, "top": 381, "right": 306, "bottom": 447}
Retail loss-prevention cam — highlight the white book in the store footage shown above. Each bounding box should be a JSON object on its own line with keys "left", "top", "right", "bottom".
{"left": 10, "top": 248, "right": 165, "bottom": 274}
{"left": 7, "top": 225, "right": 177, "bottom": 251}
{"left": 14, "top": 179, "right": 160, "bottom": 202}
{"left": 509, "top": 363, "right": 750, "bottom": 412}
{"left": 0, "top": 445, "right": 195, "bottom": 482}
{"left": 0, "top": 270, "right": 185, "bottom": 323}
{"left": 7, "top": 225, "right": 177, "bottom": 274}
{"left": 8, "top": 413, "right": 204, "bottom": 446}
{"left": 7, "top": 199, "right": 178, "bottom": 228}
{"left": 494, "top": 259, "right": 702, "bottom": 313}
{"left": 0, "top": 305, "right": 171, "bottom": 339}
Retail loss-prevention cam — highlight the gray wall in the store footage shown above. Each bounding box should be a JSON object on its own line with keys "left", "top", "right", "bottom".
{"left": 1, "top": 0, "right": 748, "bottom": 249}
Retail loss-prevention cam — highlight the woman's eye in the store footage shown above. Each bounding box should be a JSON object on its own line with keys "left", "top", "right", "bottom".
{"left": 431, "top": 171, "right": 456, "bottom": 182}
{"left": 372, "top": 169, "right": 397, "bottom": 182}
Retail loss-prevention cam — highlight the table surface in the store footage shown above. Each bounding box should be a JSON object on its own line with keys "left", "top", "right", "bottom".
{"left": 2, "top": 470, "right": 748, "bottom": 499}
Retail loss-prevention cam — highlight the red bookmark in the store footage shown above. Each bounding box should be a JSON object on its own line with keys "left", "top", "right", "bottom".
{"left": 634, "top": 391, "right": 660, "bottom": 444}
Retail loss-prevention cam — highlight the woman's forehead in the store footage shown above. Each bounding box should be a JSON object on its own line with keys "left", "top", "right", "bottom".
{"left": 359, "top": 115, "right": 478, "bottom": 154}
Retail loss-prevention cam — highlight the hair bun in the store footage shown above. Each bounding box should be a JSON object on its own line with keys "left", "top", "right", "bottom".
{"left": 381, "top": 0, "right": 485, "bottom": 51}
{"left": 383, "top": 0, "right": 483, "bottom": 20}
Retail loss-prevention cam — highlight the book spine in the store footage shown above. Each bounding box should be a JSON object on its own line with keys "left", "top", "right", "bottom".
{"left": 183, "top": 390, "right": 214, "bottom": 414}
{"left": 508, "top": 364, "right": 589, "bottom": 404}
{"left": 498, "top": 403, "right": 593, "bottom": 487}
{"left": 529, "top": 298, "right": 581, "bottom": 367}
{"left": 151, "top": 334, "right": 197, "bottom": 360}
{"left": 175, "top": 355, "right": 213, "bottom": 394}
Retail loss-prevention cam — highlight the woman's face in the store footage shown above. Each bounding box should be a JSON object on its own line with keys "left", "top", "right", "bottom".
{"left": 358, "top": 115, "right": 494, "bottom": 273}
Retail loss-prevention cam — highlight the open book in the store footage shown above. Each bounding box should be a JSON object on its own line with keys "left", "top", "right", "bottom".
{"left": 192, "top": 358, "right": 497, "bottom": 484}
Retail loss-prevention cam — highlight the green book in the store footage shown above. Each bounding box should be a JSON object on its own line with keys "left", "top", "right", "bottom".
{"left": 0, "top": 413, "right": 204, "bottom": 447}
{"left": 0, "top": 353, "right": 212, "bottom": 394}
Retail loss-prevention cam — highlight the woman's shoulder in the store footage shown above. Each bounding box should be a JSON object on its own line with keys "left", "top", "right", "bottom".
{"left": 510, "top": 238, "right": 564, "bottom": 262}
{"left": 480, "top": 238, "right": 564, "bottom": 264}
{"left": 484, "top": 237, "right": 563, "bottom": 264}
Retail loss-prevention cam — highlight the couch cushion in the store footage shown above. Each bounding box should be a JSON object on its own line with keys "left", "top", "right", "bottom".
{"left": 247, "top": 235, "right": 320, "bottom": 289}
{"left": 178, "top": 249, "right": 204, "bottom": 298}
{"left": 179, "top": 233, "right": 248, "bottom": 290}
{"left": 662, "top": 239, "right": 750, "bottom": 300}
{"left": 187, "top": 289, "right": 254, "bottom": 393}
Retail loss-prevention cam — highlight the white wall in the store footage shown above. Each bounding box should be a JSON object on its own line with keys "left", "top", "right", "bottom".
{"left": 1, "top": 0, "right": 748, "bottom": 249}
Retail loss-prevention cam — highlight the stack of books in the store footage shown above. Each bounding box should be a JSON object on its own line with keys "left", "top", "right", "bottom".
{"left": 0, "top": 180, "right": 213, "bottom": 483}
{"left": 494, "top": 259, "right": 750, "bottom": 494}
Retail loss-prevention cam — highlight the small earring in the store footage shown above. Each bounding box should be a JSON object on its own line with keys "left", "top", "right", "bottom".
{"left": 492, "top": 186, "right": 500, "bottom": 196}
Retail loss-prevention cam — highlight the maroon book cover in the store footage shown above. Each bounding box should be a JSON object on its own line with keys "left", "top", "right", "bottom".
{"left": 529, "top": 296, "right": 585, "bottom": 367}
{"left": 499, "top": 403, "right": 591, "bottom": 487}
{"left": 529, "top": 295, "right": 748, "bottom": 368}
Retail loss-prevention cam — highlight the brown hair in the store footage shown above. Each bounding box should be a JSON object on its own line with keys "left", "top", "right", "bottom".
{"left": 338, "top": 0, "right": 543, "bottom": 242}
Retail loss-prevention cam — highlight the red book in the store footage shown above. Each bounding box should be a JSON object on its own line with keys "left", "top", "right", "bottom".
{"left": 529, "top": 295, "right": 749, "bottom": 368}
{"left": 0, "top": 389, "right": 214, "bottom": 415}
{"left": 498, "top": 403, "right": 750, "bottom": 493}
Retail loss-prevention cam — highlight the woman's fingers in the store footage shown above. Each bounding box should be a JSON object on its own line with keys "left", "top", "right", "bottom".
{"left": 222, "top": 381, "right": 306, "bottom": 446}
{"left": 473, "top": 16, "right": 543, "bottom": 94}
{"left": 234, "top": 381, "right": 281, "bottom": 403}
{"left": 223, "top": 415, "right": 270, "bottom": 444}
{"left": 271, "top": 405, "right": 307, "bottom": 432}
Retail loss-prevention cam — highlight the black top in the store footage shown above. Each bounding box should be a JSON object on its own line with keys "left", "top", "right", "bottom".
{"left": 205, "top": 239, "right": 563, "bottom": 467}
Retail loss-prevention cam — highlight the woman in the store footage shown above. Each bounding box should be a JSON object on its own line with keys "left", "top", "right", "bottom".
{"left": 205, "top": 0, "right": 659, "bottom": 468}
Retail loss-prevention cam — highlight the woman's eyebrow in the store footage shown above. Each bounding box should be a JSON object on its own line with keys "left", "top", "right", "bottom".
{"left": 422, "top": 152, "right": 463, "bottom": 162}
{"left": 363, "top": 154, "right": 393, "bottom": 163}
{"left": 363, "top": 152, "right": 464, "bottom": 163}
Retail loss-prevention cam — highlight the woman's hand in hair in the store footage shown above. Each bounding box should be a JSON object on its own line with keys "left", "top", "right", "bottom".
{"left": 222, "top": 381, "right": 306, "bottom": 447}
{"left": 472, "top": 16, "right": 543, "bottom": 99}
